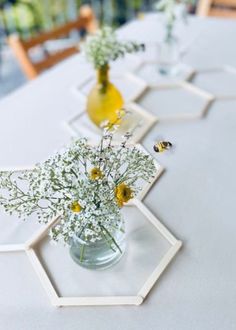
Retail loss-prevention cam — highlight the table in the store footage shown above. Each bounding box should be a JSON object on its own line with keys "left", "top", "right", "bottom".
{"left": 0, "top": 14, "right": 236, "bottom": 330}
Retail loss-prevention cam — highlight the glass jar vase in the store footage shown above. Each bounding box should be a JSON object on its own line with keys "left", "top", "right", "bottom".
{"left": 69, "top": 218, "right": 125, "bottom": 270}
{"left": 86, "top": 64, "right": 124, "bottom": 127}
{"left": 157, "top": 36, "right": 181, "bottom": 76}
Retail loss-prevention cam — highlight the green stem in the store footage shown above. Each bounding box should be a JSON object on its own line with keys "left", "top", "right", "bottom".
{"left": 80, "top": 244, "right": 85, "bottom": 262}
{"left": 101, "top": 231, "right": 116, "bottom": 252}
{"left": 109, "top": 224, "right": 125, "bottom": 234}
{"left": 70, "top": 169, "right": 78, "bottom": 179}
{"left": 100, "top": 224, "right": 122, "bottom": 254}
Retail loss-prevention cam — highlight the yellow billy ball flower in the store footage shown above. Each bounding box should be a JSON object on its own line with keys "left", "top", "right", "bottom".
{"left": 90, "top": 167, "right": 103, "bottom": 180}
{"left": 115, "top": 183, "right": 133, "bottom": 207}
{"left": 71, "top": 201, "right": 82, "bottom": 213}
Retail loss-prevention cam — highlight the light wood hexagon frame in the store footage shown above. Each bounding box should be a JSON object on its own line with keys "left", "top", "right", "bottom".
{"left": 65, "top": 102, "right": 157, "bottom": 144}
{"left": 134, "top": 60, "right": 195, "bottom": 85}
{"left": 71, "top": 72, "right": 148, "bottom": 105}
{"left": 133, "top": 81, "right": 215, "bottom": 121}
{"left": 3, "top": 199, "right": 181, "bottom": 307}
{"left": 190, "top": 65, "right": 236, "bottom": 100}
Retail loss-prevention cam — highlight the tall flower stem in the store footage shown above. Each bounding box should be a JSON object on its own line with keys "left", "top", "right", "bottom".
{"left": 100, "top": 224, "right": 122, "bottom": 254}
{"left": 80, "top": 244, "right": 85, "bottom": 262}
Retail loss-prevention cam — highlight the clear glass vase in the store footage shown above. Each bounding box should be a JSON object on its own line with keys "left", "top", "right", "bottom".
{"left": 157, "top": 35, "right": 181, "bottom": 76}
{"left": 69, "top": 218, "right": 125, "bottom": 270}
{"left": 87, "top": 64, "right": 124, "bottom": 127}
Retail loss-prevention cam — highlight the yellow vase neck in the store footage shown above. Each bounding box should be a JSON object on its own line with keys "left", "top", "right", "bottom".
{"left": 97, "top": 65, "right": 110, "bottom": 90}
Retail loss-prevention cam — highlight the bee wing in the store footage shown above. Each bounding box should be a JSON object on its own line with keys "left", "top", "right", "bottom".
{"left": 166, "top": 142, "right": 175, "bottom": 155}
{"left": 153, "top": 135, "right": 164, "bottom": 142}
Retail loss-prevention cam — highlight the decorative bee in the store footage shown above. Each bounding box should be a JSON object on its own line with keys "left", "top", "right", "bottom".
{"left": 153, "top": 141, "right": 172, "bottom": 153}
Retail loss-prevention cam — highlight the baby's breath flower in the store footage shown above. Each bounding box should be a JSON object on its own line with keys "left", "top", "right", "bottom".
{"left": 84, "top": 26, "right": 145, "bottom": 69}
{"left": 116, "top": 108, "right": 126, "bottom": 119}
{"left": 100, "top": 120, "right": 110, "bottom": 128}
{"left": 0, "top": 126, "right": 156, "bottom": 245}
{"left": 155, "top": 0, "right": 193, "bottom": 39}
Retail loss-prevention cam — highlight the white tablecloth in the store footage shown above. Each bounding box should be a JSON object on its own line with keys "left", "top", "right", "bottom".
{"left": 0, "top": 14, "right": 236, "bottom": 330}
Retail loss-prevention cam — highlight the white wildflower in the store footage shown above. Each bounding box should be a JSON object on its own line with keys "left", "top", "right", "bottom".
{"left": 0, "top": 128, "right": 156, "bottom": 245}
{"left": 84, "top": 26, "right": 145, "bottom": 69}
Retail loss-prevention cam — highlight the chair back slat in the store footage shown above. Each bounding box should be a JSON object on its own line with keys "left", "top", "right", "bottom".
{"left": 197, "top": 0, "right": 236, "bottom": 17}
{"left": 8, "top": 35, "right": 39, "bottom": 79}
{"left": 209, "top": 7, "right": 236, "bottom": 16}
{"left": 213, "top": 0, "right": 236, "bottom": 7}
{"left": 22, "top": 16, "right": 89, "bottom": 50}
{"left": 8, "top": 5, "right": 97, "bottom": 79}
{"left": 34, "top": 46, "right": 79, "bottom": 72}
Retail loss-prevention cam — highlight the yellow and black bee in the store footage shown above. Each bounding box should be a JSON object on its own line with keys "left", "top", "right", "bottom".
{"left": 153, "top": 141, "right": 172, "bottom": 153}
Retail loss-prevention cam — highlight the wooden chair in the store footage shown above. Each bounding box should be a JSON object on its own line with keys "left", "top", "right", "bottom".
{"left": 197, "top": 0, "right": 236, "bottom": 18}
{"left": 8, "top": 5, "right": 97, "bottom": 80}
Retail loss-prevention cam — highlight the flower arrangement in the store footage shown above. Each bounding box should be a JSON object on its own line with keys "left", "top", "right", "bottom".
{"left": 84, "top": 26, "right": 145, "bottom": 128}
{"left": 84, "top": 26, "right": 145, "bottom": 69}
{"left": 0, "top": 120, "right": 156, "bottom": 247}
{"left": 155, "top": 0, "right": 193, "bottom": 40}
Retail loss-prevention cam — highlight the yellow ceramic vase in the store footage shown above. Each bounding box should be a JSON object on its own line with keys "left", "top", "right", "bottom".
{"left": 87, "top": 65, "right": 124, "bottom": 127}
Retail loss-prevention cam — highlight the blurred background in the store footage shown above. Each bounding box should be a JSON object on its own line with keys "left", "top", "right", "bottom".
{"left": 0, "top": 0, "right": 198, "bottom": 99}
